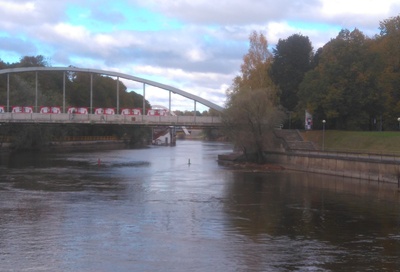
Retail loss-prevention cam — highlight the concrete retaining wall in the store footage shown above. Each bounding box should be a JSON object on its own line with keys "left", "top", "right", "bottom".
{"left": 266, "top": 151, "right": 400, "bottom": 184}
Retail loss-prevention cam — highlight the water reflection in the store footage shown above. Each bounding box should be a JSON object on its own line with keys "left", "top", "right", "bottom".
{"left": 0, "top": 141, "right": 400, "bottom": 271}
{"left": 225, "top": 171, "right": 400, "bottom": 270}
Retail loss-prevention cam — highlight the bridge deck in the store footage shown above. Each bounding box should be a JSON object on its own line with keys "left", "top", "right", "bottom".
{"left": 0, "top": 113, "right": 222, "bottom": 127}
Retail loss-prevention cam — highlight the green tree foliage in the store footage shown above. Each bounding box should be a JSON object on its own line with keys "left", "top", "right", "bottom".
{"left": 298, "top": 29, "right": 383, "bottom": 130}
{"left": 65, "top": 71, "right": 149, "bottom": 111}
{"left": 37, "top": 71, "right": 66, "bottom": 107}
{"left": 7, "top": 73, "right": 37, "bottom": 106}
{"left": 0, "top": 56, "right": 71, "bottom": 109}
{"left": 296, "top": 15, "right": 400, "bottom": 131}
{"left": 376, "top": 15, "right": 400, "bottom": 129}
{"left": 224, "top": 31, "right": 285, "bottom": 163}
{"left": 16, "top": 55, "right": 48, "bottom": 67}
{"left": 270, "top": 34, "right": 313, "bottom": 115}
{"left": 379, "top": 15, "right": 400, "bottom": 69}
{"left": 10, "top": 124, "right": 52, "bottom": 151}
{"left": 68, "top": 72, "right": 91, "bottom": 107}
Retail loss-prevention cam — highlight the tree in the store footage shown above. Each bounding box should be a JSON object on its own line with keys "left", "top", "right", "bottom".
{"left": 224, "top": 87, "right": 284, "bottom": 163}
{"left": 223, "top": 31, "right": 284, "bottom": 163}
{"left": 270, "top": 34, "right": 313, "bottom": 115}
{"left": 379, "top": 15, "right": 400, "bottom": 70}
{"left": 68, "top": 72, "right": 91, "bottom": 107}
{"left": 92, "top": 75, "right": 119, "bottom": 108}
{"left": 298, "top": 29, "right": 381, "bottom": 130}
{"left": 376, "top": 15, "right": 400, "bottom": 129}
{"left": 16, "top": 55, "right": 48, "bottom": 67}
{"left": 240, "top": 31, "right": 272, "bottom": 89}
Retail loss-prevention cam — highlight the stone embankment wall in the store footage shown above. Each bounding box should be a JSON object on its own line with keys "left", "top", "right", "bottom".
{"left": 266, "top": 151, "right": 400, "bottom": 184}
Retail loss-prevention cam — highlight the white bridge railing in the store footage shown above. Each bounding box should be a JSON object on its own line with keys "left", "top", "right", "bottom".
{"left": 0, "top": 113, "right": 222, "bottom": 127}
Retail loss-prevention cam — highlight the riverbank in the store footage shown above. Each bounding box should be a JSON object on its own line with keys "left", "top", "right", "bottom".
{"left": 301, "top": 130, "right": 400, "bottom": 154}
{"left": 0, "top": 140, "right": 128, "bottom": 154}
{"left": 219, "top": 130, "right": 400, "bottom": 184}
{"left": 218, "top": 153, "right": 285, "bottom": 172}
{"left": 266, "top": 150, "right": 400, "bottom": 184}
{"left": 219, "top": 161, "right": 286, "bottom": 172}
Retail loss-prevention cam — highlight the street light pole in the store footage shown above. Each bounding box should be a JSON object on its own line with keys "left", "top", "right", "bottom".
{"left": 397, "top": 117, "right": 400, "bottom": 130}
{"left": 322, "top": 120, "right": 326, "bottom": 151}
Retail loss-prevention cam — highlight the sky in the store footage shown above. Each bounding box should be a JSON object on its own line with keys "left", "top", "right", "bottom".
{"left": 0, "top": 0, "right": 399, "bottom": 112}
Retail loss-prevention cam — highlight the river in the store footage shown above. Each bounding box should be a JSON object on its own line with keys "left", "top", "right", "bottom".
{"left": 0, "top": 140, "right": 400, "bottom": 271}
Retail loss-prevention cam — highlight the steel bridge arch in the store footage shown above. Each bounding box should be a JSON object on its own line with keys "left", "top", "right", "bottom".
{"left": 0, "top": 66, "right": 224, "bottom": 112}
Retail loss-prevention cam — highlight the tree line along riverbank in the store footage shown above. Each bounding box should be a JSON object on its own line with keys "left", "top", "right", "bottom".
{"left": 0, "top": 123, "right": 152, "bottom": 152}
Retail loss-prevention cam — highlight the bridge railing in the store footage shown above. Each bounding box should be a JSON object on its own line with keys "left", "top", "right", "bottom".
{"left": 0, "top": 113, "right": 221, "bottom": 126}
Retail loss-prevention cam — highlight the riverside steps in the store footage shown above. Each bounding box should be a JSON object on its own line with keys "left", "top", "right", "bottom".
{"left": 267, "top": 129, "right": 400, "bottom": 184}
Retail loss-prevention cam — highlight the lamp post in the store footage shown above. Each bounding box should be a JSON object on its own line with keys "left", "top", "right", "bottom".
{"left": 397, "top": 117, "right": 400, "bottom": 130}
{"left": 322, "top": 120, "right": 326, "bottom": 151}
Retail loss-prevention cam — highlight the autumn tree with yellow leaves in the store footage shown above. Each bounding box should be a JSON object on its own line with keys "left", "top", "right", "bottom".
{"left": 223, "top": 31, "right": 285, "bottom": 163}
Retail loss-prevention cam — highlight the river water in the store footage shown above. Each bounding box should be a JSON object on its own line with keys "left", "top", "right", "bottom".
{"left": 1, "top": 140, "right": 400, "bottom": 271}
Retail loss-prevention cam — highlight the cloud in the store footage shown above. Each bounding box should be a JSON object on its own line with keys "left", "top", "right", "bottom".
{"left": 0, "top": 36, "right": 39, "bottom": 62}
{"left": 0, "top": 0, "right": 68, "bottom": 29}
{"left": 140, "top": 0, "right": 322, "bottom": 25}
{"left": 90, "top": 6, "right": 127, "bottom": 25}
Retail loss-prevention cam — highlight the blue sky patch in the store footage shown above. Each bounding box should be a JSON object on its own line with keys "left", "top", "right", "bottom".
{"left": 66, "top": 2, "right": 183, "bottom": 33}
{"left": 288, "top": 21, "right": 341, "bottom": 32}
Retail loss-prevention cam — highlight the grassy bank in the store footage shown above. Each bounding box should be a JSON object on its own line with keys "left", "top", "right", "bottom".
{"left": 300, "top": 130, "right": 400, "bottom": 154}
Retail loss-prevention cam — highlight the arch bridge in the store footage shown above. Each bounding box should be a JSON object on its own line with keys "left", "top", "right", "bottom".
{"left": 0, "top": 67, "right": 223, "bottom": 127}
